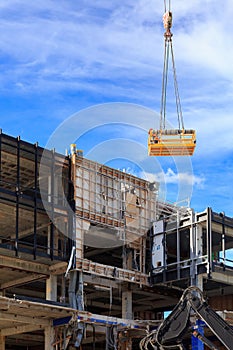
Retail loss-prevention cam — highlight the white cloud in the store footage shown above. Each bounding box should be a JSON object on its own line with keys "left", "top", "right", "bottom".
{"left": 0, "top": 1, "right": 232, "bottom": 171}
{"left": 0, "top": 0, "right": 231, "bottom": 104}
{"left": 143, "top": 168, "right": 205, "bottom": 188}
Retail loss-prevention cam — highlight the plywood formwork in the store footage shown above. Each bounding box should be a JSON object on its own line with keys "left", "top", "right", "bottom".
{"left": 71, "top": 153, "right": 157, "bottom": 258}
{"left": 69, "top": 152, "right": 157, "bottom": 292}
{"left": 75, "top": 258, "right": 149, "bottom": 285}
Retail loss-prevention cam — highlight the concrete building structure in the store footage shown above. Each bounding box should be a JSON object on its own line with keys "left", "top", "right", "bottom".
{"left": 0, "top": 131, "right": 233, "bottom": 349}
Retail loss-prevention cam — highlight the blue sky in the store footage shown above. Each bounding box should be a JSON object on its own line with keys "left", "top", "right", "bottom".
{"left": 0, "top": 1, "right": 233, "bottom": 216}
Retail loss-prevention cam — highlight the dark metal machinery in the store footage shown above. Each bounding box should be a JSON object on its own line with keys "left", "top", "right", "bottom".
{"left": 140, "top": 286, "right": 233, "bottom": 349}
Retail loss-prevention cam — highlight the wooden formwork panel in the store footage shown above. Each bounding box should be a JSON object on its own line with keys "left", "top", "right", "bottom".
{"left": 75, "top": 258, "right": 149, "bottom": 285}
{"left": 72, "top": 155, "right": 157, "bottom": 238}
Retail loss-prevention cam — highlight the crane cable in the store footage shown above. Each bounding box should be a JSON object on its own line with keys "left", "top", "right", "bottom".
{"left": 164, "top": 0, "right": 171, "bottom": 13}
{"left": 160, "top": 0, "right": 184, "bottom": 132}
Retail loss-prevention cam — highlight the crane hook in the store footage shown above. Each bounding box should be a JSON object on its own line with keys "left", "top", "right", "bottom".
{"left": 163, "top": 11, "right": 173, "bottom": 40}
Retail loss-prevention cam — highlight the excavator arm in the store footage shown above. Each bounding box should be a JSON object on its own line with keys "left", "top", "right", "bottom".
{"left": 155, "top": 291, "right": 191, "bottom": 348}
{"left": 140, "top": 286, "right": 233, "bottom": 350}
{"left": 190, "top": 289, "right": 233, "bottom": 350}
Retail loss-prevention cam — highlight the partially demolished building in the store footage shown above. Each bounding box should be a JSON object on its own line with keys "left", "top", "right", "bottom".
{"left": 0, "top": 131, "right": 233, "bottom": 349}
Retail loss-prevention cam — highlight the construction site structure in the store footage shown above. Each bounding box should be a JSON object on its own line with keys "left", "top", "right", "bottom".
{"left": 0, "top": 131, "right": 233, "bottom": 349}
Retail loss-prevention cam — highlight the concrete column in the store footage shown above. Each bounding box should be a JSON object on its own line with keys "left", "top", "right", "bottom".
{"left": 141, "top": 237, "right": 147, "bottom": 273}
{"left": 46, "top": 275, "right": 57, "bottom": 301}
{"left": 196, "top": 225, "right": 203, "bottom": 262}
{"left": 190, "top": 209, "right": 196, "bottom": 286}
{"left": 76, "top": 218, "right": 89, "bottom": 259}
{"left": 123, "top": 248, "right": 132, "bottom": 270}
{"left": 197, "top": 274, "right": 203, "bottom": 291}
{"left": 54, "top": 228, "right": 59, "bottom": 255}
{"left": 60, "top": 274, "right": 66, "bottom": 303}
{"left": 122, "top": 285, "right": 133, "bottom": 320}
{"left": 48, "top": 175, "right": 51, "bottom": 203}
{"left": 44, "top": 325, "right": 54, "bottom": 350}
{"left": 54, "top": 175, "right": 58, "bottom": 205}
{"left": 47, "top": 226, "right": 51, "bottom": 256}
{"left": 122, "top": 248, "right": 133, "bottom": 321}
{"left": 0, "top": 336, "right": 5, "bottom": 350}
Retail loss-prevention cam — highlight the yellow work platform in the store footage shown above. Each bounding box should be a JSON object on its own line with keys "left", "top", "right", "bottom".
{"left": 148, "top": 129, "right": 196, "bottom": 156}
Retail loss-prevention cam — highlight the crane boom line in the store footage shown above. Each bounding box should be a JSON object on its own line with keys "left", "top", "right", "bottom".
{"left": 170, "top": 40, "right": 184, "bottom": 130}
{"left": 160, "top": 40, "right": 170, "bottom": 130}
{"left": 160, "top": 0, "right": 185, "bottom": 132}
{"left": 160, "top": 36, "right": 185, "bottom": 131}
{"left": 164, "top": 0, "right": 171, "bottom": 12}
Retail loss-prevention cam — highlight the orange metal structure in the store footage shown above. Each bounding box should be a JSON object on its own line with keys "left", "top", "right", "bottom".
{"left": 148, "top": 129, "right": 196, "bottom": 156}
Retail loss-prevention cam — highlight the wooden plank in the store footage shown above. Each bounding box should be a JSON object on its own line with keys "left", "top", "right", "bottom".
{"left": 0, "top": 312, "right": 50, "bottom": 326}
{"left": 0, "top": 297, "right": 74, "bottom": 319}
{"left": 83, "top": 275, "right": 118, "bottom": 288}
{"left": 0, "top": 336, "right": 5, "bottom": 350}
{"left": 0, "top": 324, "right": 44, "bottom": 336}
{"left": 49, "top": 261, "right": 68, "bottom": 275}
{"left": 0, "top": 256, "right": 50, "bottom": 275}
{"left": 75, "top": 258, "right": 149, "bottom": 286}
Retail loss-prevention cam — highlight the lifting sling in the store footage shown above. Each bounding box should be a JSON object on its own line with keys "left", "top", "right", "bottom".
{"left": 148, "top": 0, "right": 196, "bottom": 156}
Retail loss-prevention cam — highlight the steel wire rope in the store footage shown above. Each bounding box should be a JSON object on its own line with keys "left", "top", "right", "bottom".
{"left": 170, "top": 40, "right": 184, "bottom": 131}
{"left": 160, "top": 39, "right": 170, "bottom": 130}
{"left": 164, "top": 0, "right": 171, "bottom": 12}
{"left": 160, "top": 0, "right": 184, "bottom": 132}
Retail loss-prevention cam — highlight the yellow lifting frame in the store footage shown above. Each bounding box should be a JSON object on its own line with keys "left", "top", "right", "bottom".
{"left": 148, "top": 129, "right": 196, "bottom": 156}
{"left": 148, "top": 1, "right": 196, "bottom": 157}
